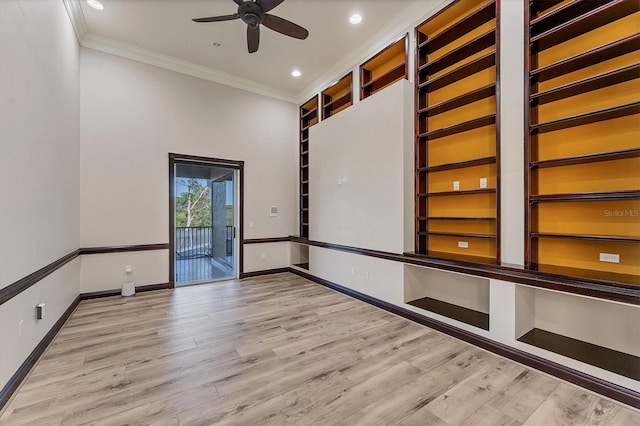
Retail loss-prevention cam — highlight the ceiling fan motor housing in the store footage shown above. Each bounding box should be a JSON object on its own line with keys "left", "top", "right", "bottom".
{"left": 238, "top": 1, "right": 264, "bottom": 27}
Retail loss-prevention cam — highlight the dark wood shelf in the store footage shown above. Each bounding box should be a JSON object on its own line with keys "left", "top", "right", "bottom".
{"left": 531, "top": 233, "right": 640, "bottom": 243}
{"left": 362, "top": 63, "right": 406, "bottom": 92}
{"left": 323, "top": 91, "right": 351, "bottom": 111}
{"left": 530, "top": 0, "right": 639, "bottom": 52}
{"left": 407, "top": 296, "right": 489, "bottom": 330}
{"left": 421, "top": 231, "right": 496, "bottom": 240}
{"left": 300, "top": 123, "right": 314, "bottom": 132}
{"left": 428, "top": 188, "right": 496, "bottom": 197}
{"left": 531, "top": 102, "right": 640, "bottom": 134}
{"left": 301, "top": 150, "right": 309, "bottom": 156}
{"left": 531, "top": 64, "right": 640, "bottom": 105}
{"left": 530, "top": 190, "right": 640, "bottom": 203}
{"left": 530, "top": 0, "right": 611, "bottom": 37}
{"left": 301, "top": 164, "right": 309, "bottom": 169}
{"left": 518, "top": 328, "right": 640, "bottom": 380}
{"left": 423, "top": 250, "right": 498, "bottom": 265}
{"left": 423, "top": 29, "right": 495, "bottom": 76}
{"left": 300, "top": 108, "right": 317, "bottom": 120}
{"left": 293, "top": 262, "right": 309, "bottom": 270}
{"left": 531, "top": 34, "right": 640, "bottom": 83}
{"left": 427, "top": 216, "right": 496, "bottom": 221}
{"left": 419, "top": 156, "right": 496, "bottom": 172}
{"left": 424, "top": 1, "right": 496, "bottom": 53}
{"left": 421, "top": 114, "right": 496, "bottom": 140}
{"left": 532, "top": 263, "right": 640, "bottom": 286}
{"left": 421, "top": 84, "right": 496, "bottom": 117}
{"left": 301, "top": 192, "right": 309, "bottom": 197}
{"left": 300, "top": 138, "right": 309, "bottom": 144}
{"left": 300, "top": 208, "right": 309, "bottom": 212}
{"left": 530, "top": 0, "right": 569, "bottom": 16}
{"left": 531, "top": 148, "right": 640, "bottom": 169}
{"left": 419, "top": 52, "right": 495, "bottom": 91}
{"left": 301, "top": 222, "right": 309, "bottom": 226}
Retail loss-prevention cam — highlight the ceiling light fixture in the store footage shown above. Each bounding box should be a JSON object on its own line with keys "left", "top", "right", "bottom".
{"left": 350, "top": 14, "right": 362, "bottom": 25}
{"left": 86, "top": 0, "right": 104, "bottom": 10}
{"left": 291, "top": 70, "right": 302, "bottom": 77}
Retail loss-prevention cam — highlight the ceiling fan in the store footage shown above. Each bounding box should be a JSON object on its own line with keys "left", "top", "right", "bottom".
{"left": 192, "top": 0, "right": 309, "bottom": 54}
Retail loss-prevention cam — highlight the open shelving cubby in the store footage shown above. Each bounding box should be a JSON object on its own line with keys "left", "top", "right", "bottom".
{"left": 526, "top": 0, "right": 640, "bottom": 286}
{"left": 360, "top": 35, "right": 408, "bottom": 100}
{"left": 321, "top": 73, "right": 353, "bottom": 120}
{"left": 300, "top": 95, "right": 318, "bottom": 239}
{"left": 414, "top": 0, "right": 500, "bottom": 264}
{"left": 291, "top": 242, "right": 310, "bottom": 271}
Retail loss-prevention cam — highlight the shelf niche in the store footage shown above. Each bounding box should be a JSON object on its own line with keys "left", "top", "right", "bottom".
{"left": 414, "top": 0, "right": 500, "bottom": 264}
{"left": 299, "top": 95, "right": 318, "bottom": 238}
{"left": 360, "top": 35, "right": 408, "bottom": 100}
{"left": 515, "top": 285, "right": 640, "bottom": 380}
{"left": 291, "top": 242, "right": 309, "bottom": 271}
{"left": 526, "top": 0, "right": 640, "bottom": 286}
{"left": 321, "top": 73, "right": 353, "bottom": 120}
{"left": 404, "top": 265, "right": 490, "bottom": 330}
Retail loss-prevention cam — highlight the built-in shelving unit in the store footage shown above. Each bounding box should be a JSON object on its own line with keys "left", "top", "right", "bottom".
{"left": 415, "top": 0, "right": 500, "bottom": 264}
{"left": 360, "top": 35, "right": 408, "bottom": 100}
{"left": 321, "top": 73, "right": 353, "bottom": 120}
{"left": 526, "top": 0, "right": 640, "bottom": 286}
{"left": 299, "top": 96, "right": 318, "bottom": 238}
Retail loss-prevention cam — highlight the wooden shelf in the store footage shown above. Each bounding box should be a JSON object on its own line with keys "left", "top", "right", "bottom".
{"left": 421, "top": 231, "right": 496, "bottom": 240}
{"left": 530, "top": 0, "right": 639, "bottom": 52}
{"left": 321, "top": 73, "right": 352, "bottom": 120}
{"left": 423, "top": 29, "right": 495, "bottom": 76}
{"left": 419, "top": 156, "right": 496, "bottom": 172}
{"left": 533, "top": 263, "right": 640, "bottom": 286}
{"left": 428, "top": 188, "right": 496, "bottom": 197}
{"left": 419, "top": 52, "right": 495, "bottom": 91}
{"left": 415, "top": 0, "right": 499, "bottom": 261}
{"left": 427, "top": 217, "right": 496, "bottom": 221}
{"left": 531, "top": 149, "right": 640, "bottom": 169}
{"left": 300, "top": 108, "right": 317, "bottom": 120}
{"left": 531, "top": 64, "right": 640, "bottom": 105}
{"left": 424, "top": 251, "right": 498, "bottom": 265}
{"left": 531, "top": 102, "right": 640, "bottom": 134}
{"left": 299, "top": 95, "right": 318, "bottom": 239}
{"left": 360, "top": 36, "right": 407, "bottom": 100}
{"left": 421, "top": 84, "right": 496, "bottom": 116}
{"left": 421, "top": 114, "right": 496, "bottom": 140}
{"left": 530, "top": 190, "right": 640, "bottom": 203}
{"left": 518, "top": 328, "right": 640, "bottom": 380}
{"left": 530, "top": 0, "right": 569, "bottom": 16}
{"left": 408, "top": 296, "right": 489, "bottom": 330}
{"left": 423, "top": 1, "right": 496, "bottom": 53}
{"left": 531, "top": 233, "right": 640, "bottom": 243}
{"left": 361, "top": 63, "right": 406, "bottom": 94}
{"left": 530, "top": 0, "right": 612, "bottom": 37}
{"left": 531, "top": 34, "right": 640, "bottom": 83}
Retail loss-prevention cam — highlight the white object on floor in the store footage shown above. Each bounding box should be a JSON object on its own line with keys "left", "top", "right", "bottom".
{"left": 122, "top": 281, "right": 135, "bottom": 297}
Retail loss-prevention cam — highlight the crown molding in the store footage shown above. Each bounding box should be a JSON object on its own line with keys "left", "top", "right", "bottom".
{"left": 294, "top": 0, "right": 450, "bottom": 105}
{"left": 81, "top": 33, "right": 298, "bottom": 104}
{"left": 62, "top": 0, "right": 88, "bottom": 43}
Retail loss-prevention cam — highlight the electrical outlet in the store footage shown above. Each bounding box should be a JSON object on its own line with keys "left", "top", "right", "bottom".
{"left": 453, "top": 181, "right": 460, "bottom": 191}
{"left": 458, "top": 241, "right": 469, "bottom": 248}
{"left": 260, "top": 253, "right": 266, "bottom": 260}
{"left": 351, "top": 267, "right": 356, "bottom": 276}
{"left": 337, "top": 179, "right": 343, "bottom": 185}
{"left": 18, "top": 320, "right": 23, "bottom": 337}
{"left": 479, "top": 178, "right": 487, "bottom": 189}
{"left": 125, "top": 265, "right": 132, "bottom": 273}
{"left": 599, "top": 253, "right": 620, "bottom": 263}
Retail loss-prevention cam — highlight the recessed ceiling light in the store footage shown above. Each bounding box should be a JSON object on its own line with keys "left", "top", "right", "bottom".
{"left": 350, "top": 14, "right": 362, "bottom": 25}
{"left": 86, "top": 0, "right": 104, "bottom": 10}
{"left": 291, "top": 70, "right": 302, "bottom": 77}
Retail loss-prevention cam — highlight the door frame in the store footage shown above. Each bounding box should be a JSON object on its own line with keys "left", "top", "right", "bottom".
{"left": 169, "top": 153, "right": 244, "bottom": 287}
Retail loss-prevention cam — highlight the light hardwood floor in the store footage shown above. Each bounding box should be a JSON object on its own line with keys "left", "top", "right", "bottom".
{"left": 1, "top": 272, "right": 638, "bottom": 425}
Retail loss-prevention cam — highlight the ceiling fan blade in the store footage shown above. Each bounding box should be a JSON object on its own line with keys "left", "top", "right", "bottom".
{"left": 256, "top": 0, "right": 285, "bottom": 13}
{"left": 247, "top": 25, "right": 260, "bottom": 53}
{"left": 192, "top": 13, "right": 240, "bottom": 23}
{"left": 263, "top": 14, "right": 309, "bottom": 40}
{"left": 232, "top": 0, "right": 243, "bottom": 4}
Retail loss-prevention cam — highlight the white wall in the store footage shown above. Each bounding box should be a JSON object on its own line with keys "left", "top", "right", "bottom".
{"left": 309, "top": 80, "right": 414, "bottom": 253}
{"left": 80, "top": 48, "right": 298, "bottom": 290}
{"left": 0, "top": 0, "right": 80, "bottom": 390}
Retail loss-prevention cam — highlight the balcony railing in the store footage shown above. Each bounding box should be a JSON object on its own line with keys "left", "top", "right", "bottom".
{"left": 176, "top": 226, "right": 233, "bottom": 259}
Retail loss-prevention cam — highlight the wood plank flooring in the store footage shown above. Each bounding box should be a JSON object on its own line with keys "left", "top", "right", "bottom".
{"left": 1, "top": 272, "right": 638, "bottom": 425}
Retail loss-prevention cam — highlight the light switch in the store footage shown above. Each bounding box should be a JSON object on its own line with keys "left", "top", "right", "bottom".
{"left": 479, "top": 178, "right": 487, "bottom": 189}
{"left": 270, "top": 207, "right": 278, "bottom": 217}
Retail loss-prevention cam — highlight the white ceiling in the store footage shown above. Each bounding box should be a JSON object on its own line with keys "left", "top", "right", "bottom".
{"left": 78, "top": 0, "right": 421, "bottom": 101}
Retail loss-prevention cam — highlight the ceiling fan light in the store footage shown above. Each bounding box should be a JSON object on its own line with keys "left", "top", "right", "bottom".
{"left": 291, "top": 70, "right": 302, "bottom": 77}
{"left": 86, "top": 0, "right": 104, "bottom": 10}
{"left": 350, "top": 14, "right": 362, "bottom": 25}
